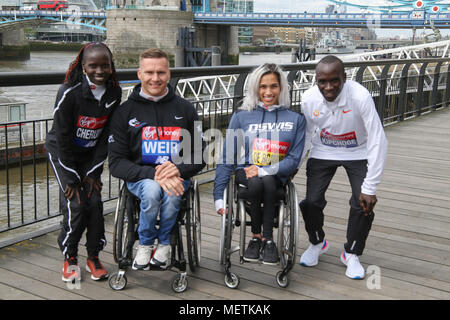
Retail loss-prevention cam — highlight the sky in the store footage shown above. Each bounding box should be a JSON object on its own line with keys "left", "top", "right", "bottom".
{"left": 251, "top": 0, "right": 450, "bottom": 38}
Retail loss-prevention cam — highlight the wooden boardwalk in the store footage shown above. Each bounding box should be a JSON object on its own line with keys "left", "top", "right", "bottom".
{"left": 1, "top": 108, "right": 450, "bottom": 300}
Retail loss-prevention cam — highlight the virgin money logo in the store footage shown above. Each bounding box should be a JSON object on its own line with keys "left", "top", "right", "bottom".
{"left": 77, "top": 115, "right": 108, "bottom": 129}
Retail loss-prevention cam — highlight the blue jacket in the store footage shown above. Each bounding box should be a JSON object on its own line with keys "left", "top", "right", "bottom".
{"left": 213, "top": 105, "right": 306, "bottom": 202}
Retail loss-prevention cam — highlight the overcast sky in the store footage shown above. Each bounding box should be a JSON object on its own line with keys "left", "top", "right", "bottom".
{"left": 252, "top": 0, "right": 449, "bottom": 38}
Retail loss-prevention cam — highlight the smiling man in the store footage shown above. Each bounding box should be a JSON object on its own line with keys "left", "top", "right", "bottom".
{"left": 108, "top": 48, "right": 205, "bottom": 270}
{"left": 298, "top": 55, "right": 388, "bottom": 280}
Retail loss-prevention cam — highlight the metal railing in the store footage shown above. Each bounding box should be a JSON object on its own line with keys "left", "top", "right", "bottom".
{"left": 1, "top": 58, "right": 449, "bottom": 246}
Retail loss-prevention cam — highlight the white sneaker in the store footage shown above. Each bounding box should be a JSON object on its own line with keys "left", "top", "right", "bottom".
{"left": 132, "top": 244, "right": 155, "bottom": 270}
{"left": 150, "top": 244, "right": 171, "bottom": 269}
{"left": 299, "top": 240, "right": 329, "bottom": 267}
{"left": 340, "top": 251, "right": 365, "bottom": 279}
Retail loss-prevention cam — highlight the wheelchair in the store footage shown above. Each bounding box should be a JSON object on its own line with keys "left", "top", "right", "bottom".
{"left": 108, "top": 180, "right": 201, "bottom": 293}
{"left": 218, "top": 175, "right": 299, "bottom": 289}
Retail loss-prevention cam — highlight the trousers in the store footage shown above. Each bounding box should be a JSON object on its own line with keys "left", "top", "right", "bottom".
{"left": 235, "top": 169, "right": 282, "bottom": 239}
{"left": 48, "top": 153, "right": 106, "bottom": 259}
{"left": 126, "top": 179, "right": 191, "bottom": 246}
{"left": 300, "top": 158, "right": 375, "bottom": 255}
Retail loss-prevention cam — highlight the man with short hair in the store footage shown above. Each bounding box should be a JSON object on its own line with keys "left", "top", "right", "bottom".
{"left": 298, "top": 55, "right": 388, "bottom": 279}
{"left": 108, "top": 48, "right": 205, "bottom": 270}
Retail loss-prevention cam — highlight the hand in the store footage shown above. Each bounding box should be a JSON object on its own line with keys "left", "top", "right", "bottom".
{"left": 82, "top": 176, "right": 103, "bottom": 199}
{"left": 244, "top": 165, "right": 258, "bottom": 179}
{"left": 64, "top": 184, "right": 81, "bottom": 205}
{"left": 216, "top": 208, "right": 229, "bottom": 216}
{"left": 155, "top": 161, "right": 180, "bottom": 180}
{"left": 155, "top": 175, "right": 185, "bottom": 197}
{"left": 359, "top": 193, "right": 377, "bottom": 216}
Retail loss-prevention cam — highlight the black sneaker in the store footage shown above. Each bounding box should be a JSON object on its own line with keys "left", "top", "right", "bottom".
{"left": 261, "top": 239, "right": 279, "bottom": 265}
{"left": 243, "top": 238, "right": 262, "bottom": 262}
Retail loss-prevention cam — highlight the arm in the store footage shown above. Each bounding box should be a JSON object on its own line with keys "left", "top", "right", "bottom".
{"left": 213, "top": 113, "right": 241, "bottom": 214}
{"left": 359, "top": 95, "right": 388, "bottom": 214}
{"left": 257, "top": 113, "right": 307, "bottom": 181}
{"left": 53, "top": 84, "right": 81, "bottom": 186}
{"left": 108, "top": 106, "right": 157, "bottom": 182}
{"left": 86, "top": 89, "right": 122, "bottom": 181}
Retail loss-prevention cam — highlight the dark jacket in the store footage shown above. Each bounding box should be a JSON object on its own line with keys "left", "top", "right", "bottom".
{"left": 108, "top": 83, "right": 205, "bottom": 182}
{"left": 45, "top": 76, "right": 122, "bottom": 185}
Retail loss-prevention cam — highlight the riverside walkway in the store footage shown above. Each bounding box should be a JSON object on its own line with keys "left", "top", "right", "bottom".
{"left": 0, "top": 107, "right": 449, "bottom": 300}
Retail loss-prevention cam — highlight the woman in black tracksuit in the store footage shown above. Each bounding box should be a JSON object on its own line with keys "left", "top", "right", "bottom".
{"left": 45, "top": 42, "right": 121, "bottom": 282}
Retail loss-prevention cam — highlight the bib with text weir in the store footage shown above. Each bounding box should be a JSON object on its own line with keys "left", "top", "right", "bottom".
{"left": 141, "top": 126, "right": 181, "bottom": 165}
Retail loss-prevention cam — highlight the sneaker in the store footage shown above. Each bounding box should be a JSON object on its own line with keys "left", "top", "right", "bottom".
{"left": 86, "top": 256, "right": 109, "bottom": 281}
{"left": 62, "top": 256, "right": 81, "bottom": 282}
{"left": 261, "top": 239, "right": 279, "bottom": 265}
{"left": 299, "top": 240, "right": 329, "bottom": 267}
{"left": 150, "top": 244, "right": 171, "bottom": 269}
{"left": 340, "top": 251, "right": 365, "bottom": 279}
{"left": 132, "top": 244, "right": 155, "bottom": 270}
{"left": 243, "top": 237, "right": 262, "bottom": 262}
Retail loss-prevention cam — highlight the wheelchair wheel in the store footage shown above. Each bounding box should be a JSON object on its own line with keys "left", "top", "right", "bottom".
{"left": 186, "top": 180, "right": 201, "bottom": 272}
{"left": 278, "top": 181, "right": 298, "bottom": 269}
{"left": 171, "top": 273, "right": 188, "bottom": 293}
{"left": 112, "top": 184, "right": 138, "bottom": 264}
{"left": 109, "top": 271, "right": 128, "bottom": 291}
{"left": 276, "top": 271, "right": 289, "bottom": 288}
{"left": 224, "top": 272, "right": 240, "bottom": 289}
{"left": 219, "top": 179, "right": 234, "bottom": 265}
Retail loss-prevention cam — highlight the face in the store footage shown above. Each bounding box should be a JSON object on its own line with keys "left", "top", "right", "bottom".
{"left": 82, "top": 48, "right": 112, "bottom": 85}
{"left": 137, "top": 57, "right": 171, "bottom": 97}
{"left": 316, "top": 62, "right": 346, "bottom": 102}
{"left": 258, "top": 73, "right": 281, "bottom": 107}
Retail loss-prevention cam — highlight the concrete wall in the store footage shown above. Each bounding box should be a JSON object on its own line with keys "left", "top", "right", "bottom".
{"left": 195, "top": 24, "right": 239, "bottom": 65}
{"left": 106, "top": 9, "right": 194, "bottom": 68}
{"left": 0, "top": 29, "right": 30, "bottom": 61}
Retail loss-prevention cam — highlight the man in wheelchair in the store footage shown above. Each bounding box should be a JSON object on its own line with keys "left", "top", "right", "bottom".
{"left": 108, "top": 48, "right": 205, "bottom": 271}
{"left": 213, "top": 63, "right": 306, "bottom": 265}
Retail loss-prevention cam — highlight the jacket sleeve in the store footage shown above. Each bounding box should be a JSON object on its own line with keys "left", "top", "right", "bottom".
{"left": 213, "top": 112, "right": 241, "bottom": 204}
{"left": 360, "top": 94, "right": 388, "bottom": 195}
{"left": 108, "top": 104, "right": 157, "bottom": 182}
{"left": 53, "top": 84, "right": 81, "bottom": 185}
{"left": 86, "top": 90, "right": 122, "bottom": 180}
{"left": 175, "top": 102, "right": 206, "bottom": 179}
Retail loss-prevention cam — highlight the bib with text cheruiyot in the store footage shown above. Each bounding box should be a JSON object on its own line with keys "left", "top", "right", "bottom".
{"left": 141, "top": 126, "right": 181, "bottom": 165}
{"left": 74, "top": 115, "right": 108, "bottom": 148}
{"left": 252, "top": 138, "right": 290, "bottom": 166}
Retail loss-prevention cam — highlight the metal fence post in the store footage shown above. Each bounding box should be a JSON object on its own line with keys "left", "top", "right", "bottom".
{"left": 431, "top": 61, "right": 443, "bottom": 111}
{"left": 398, "top": 63, "right": 411, "bottom": 121}
{"left": 416, "top": 62, "right": 428, "bottom": 116}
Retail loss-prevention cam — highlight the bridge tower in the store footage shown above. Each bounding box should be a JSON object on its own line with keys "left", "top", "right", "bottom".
{"left": 106, "top": 0, "right": 240, "bottom": 67}
{"left": 106, "top": 0, "right": 194, "bottom": 68}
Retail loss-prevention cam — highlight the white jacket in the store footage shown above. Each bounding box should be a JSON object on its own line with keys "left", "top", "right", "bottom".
{"left": 300, "top": 80, "right": 388, "bottom": 195}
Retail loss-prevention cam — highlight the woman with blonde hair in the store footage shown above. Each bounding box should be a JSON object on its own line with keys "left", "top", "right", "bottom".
{"left": 214, "top": 63, "right": 306, "bottom": 264}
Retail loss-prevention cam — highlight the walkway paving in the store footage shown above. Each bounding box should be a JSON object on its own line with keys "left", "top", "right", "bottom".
{"left": 1, "top": 108, "right": 450, "bottom": 300}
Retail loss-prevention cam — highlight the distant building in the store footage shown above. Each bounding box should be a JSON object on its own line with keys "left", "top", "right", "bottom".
{"left": 216, "top": 0, "right": 254, "bottom": 45}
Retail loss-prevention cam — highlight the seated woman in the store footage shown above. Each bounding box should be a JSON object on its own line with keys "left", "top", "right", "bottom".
{"left": 213, "top": 63, "right": 306, "bottom": 265}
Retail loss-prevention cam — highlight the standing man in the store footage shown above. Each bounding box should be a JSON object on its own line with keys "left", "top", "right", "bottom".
{"left": 108, "top": 48, "right": 205, "bottom": 270}
{"left": 298, "top": 55, "right": 388, "bottom": 279}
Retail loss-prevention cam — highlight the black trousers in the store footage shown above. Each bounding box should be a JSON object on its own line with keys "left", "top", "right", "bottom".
{"left": 48, "top": 153, "right": 106, "bottom": 259}
{"left": 300, "top": 158, "right": 375, "bottom": 256}
{"left": 235, "top": 169, "right": 282, "bottom": 239}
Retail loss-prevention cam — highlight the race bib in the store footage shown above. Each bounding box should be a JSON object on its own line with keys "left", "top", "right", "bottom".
{"left": 74, "top": 115, "right": 108, "bottom": 148}
{"left": 320, "top": 129, "right": 358, "bottom": 148}
{"left": 252, "top": 138, "right": 290, "bottom": 166}
{"left": 141, "top": 126, "right": 181, "bottom": 164}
